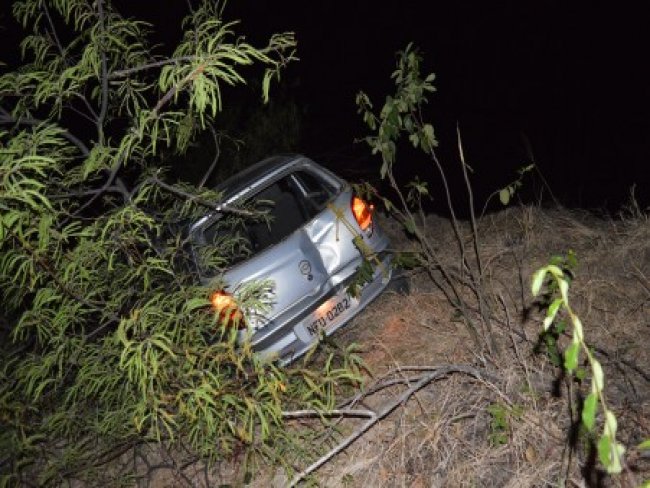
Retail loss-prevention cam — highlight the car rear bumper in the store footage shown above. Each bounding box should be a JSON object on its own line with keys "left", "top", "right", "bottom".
{"left": 249, "top": 254, "right": 393, "bottom": 365}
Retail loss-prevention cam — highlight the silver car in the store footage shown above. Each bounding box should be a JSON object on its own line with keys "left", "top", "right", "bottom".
{"left": 190, "top": 155, "right": 392, "bottom": 364}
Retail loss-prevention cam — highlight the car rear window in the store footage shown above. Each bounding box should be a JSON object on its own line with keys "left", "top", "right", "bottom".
{"left": 245, "top": 176, "right": 308, "bottom": 252}
{"left": 195, "top": 170, "right": 338, "bottom": 273}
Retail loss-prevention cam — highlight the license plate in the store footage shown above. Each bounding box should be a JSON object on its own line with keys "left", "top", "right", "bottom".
{"left": 294, "top": 291, "right": 359, "bottom": 343}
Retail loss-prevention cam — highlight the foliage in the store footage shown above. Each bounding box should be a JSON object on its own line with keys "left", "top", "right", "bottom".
{"left": 0, "top": 1, "right": 358, "bottom": 485}
{"left": 356, "top": 44, "right": 499, "bottom": 354}
{"left": 496, "top": 164, "right": 534, "bottom": 205}
{"left": 487, "top": 402, "right": 524, "bottom": 446}
{"left": 533, "top": 251, "right": 578, "bottom": 369}
{"left": 357, "top": 44, "right": 641, "bottom": 483}
{"left": 532, "top": 259, "right": 625, "bottom": 474}
{"left": 169, "top": 81, "right": 303, "bottom": 188}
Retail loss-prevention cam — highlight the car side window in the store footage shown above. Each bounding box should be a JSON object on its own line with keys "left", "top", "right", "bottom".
{"left": 291, "top": 170, "right": 337, "bottom": 217}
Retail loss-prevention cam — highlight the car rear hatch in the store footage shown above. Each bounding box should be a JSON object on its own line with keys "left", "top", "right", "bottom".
{"left": 191, "top": 155, "right": 390, "bottom": 355}
{"left": 226, "top": 187, "right": 390, "bottom": 349}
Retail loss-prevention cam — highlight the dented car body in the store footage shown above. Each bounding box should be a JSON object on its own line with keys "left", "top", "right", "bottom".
{"left": 189, "top": 155, "right": 392, "bottom": 364}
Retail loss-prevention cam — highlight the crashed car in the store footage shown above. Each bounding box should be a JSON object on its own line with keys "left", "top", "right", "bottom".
{"left": 189, "top": 154, "right": 393, "bottom": 364}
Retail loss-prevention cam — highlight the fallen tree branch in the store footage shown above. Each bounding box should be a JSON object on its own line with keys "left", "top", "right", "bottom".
{"left": 144, "top": 174, "right": 260, "bottom": 217}
{"left": 109, "top": 56, "right": 199, "bottom": 79}
{"left": 285, "top": 364, "right": 495, "bottom": 486}
{"left": 0, "top": 109, "right": 90, "bottom": 156}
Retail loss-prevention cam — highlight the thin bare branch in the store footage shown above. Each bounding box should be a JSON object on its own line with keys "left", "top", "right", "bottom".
{"left": 282, "top": 409, "right": 375, "bottom": 421}
{"left": 96, "top": 0, "right": 109, "bottom": 144}
{"left": 153, "top": 64, "right": 205, "bottom": 116}
{"left": 69, "top": 157, "right": 125, "bottom": 217}
{"left": 109, "top": 56, "right": 197, "bottom": 79}
{"left": 521, "top": 132, "right": 562, "bottom": 207}
{"left": 457, "top": 125, "right": 483, "bottom": 275}
{"left": 145, "top": 174, "right": 259, "bottom": 217}
{"left": 72, "top": 92, "right": 100, "bottom": 122}
{"left": 197, "top": 124, "right": 221, "bottom": 189}
{"left": 42, "top": 0, "right": 65, "bottom": 59}
{"left": 66, "top": 103, "right": 100, "bottom": 125}
{"left": 287, "top": 365, "right": 496, "bottom": 486}
{"left": 49, "top": 185, "right": 127, "bottom": 199}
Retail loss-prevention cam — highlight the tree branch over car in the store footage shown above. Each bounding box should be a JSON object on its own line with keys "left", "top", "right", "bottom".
{"left": 0, "top": 2, "right": 359, "bottom": 485}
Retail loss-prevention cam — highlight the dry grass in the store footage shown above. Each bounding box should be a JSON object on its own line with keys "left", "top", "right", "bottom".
{"left": 125, "top": 206, "right": 649, "bottom": 487}
{"left": 311, "top": 206, "right": 650, "bottom": 487}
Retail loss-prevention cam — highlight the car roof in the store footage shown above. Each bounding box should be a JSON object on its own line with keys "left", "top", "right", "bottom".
{"left": 188, "top": 154, "right": 346, "bottom": 234}
{"left": 215, "top": 154, "right": 303, "bottom": 200}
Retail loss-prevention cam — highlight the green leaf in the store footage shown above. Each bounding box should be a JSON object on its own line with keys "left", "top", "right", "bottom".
{"left": 591, "top": 359, "right": 604, "bottom": 393}
{"left": 546, "top": 264, "right": 564, "bottom": 279}
{"left": 380, "top": 160, "right": 388, "bottom": 179}
{"left": 404, "top": 218, "right": 416, "bottom": 236}
{"left": 597, "top": 434, "right": 612, "bottom": 467}
{"left": 558, "top": 278, "right": 569, "bottom": 304}
{"left": 499, "top": 188, "right": 510, "bottom": 205}
{"left": 409, "top": 132, "right": 419, "bottom": 148}
{"left": 638, "top": 439, "right": 650, "bottom": 451}
{"left": 184, "top": 297, "right": 211, "bottom": 313}
{"left": 581, "top": 392, "right": 597, "bottom": 431}
{"left": 563, "top": 341, "right": 580, "bottom": 371}
{"left": 543, "top": 297, "right": 563, "bottom": 330}
{"left": 422, "top": 123, "right": 436, "bottom": 147}
{"left": 599, "top": 437, "right": 624, "bottom": 474}
{"left": 531, "top": 268, "right": 547, "bottom": 296}
{"left": 571, "top": 314, "right": 583, "bottom": 341}
{"left": 262, "top": 70, "right": 272, "bottom": 104}
{"left": 604, "top": 409, "right": 617, "bottom": 437}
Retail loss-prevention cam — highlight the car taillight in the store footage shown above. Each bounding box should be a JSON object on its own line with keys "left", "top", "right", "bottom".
{"left": 210, "top": 290, "right": 246, "bottom": 329}
{"left": 351, "top": 196, "right": 374, "bottom": 232}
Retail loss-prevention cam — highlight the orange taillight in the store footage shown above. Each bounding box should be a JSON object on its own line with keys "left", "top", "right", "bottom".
{"left": 351, "top": 196, "right": 374, "bottom": 231}
{"left": 210, "top": 290, "right": 245, "bottom": 329}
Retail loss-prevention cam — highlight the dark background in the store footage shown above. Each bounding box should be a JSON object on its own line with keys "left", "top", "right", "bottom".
{"left": 2, "top": 1, "right": 648, "bottom": 214}
{"left": 229, "top": 1, "right": 649, "bottom": 214}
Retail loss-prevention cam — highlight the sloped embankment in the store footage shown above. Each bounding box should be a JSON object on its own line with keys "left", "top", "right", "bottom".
{"left": 317, "top": 206, "right": 650, "bottom": 487}
{"left": 134, "top": 206, "right": 648, "bottom": 487}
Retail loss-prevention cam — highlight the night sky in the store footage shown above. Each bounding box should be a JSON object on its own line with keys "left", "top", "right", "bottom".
{"left": 1, "top": 1, "right": 648, "bottom": 213}
{"left": 232, "top": 1, "right": 649, "bottom": 213}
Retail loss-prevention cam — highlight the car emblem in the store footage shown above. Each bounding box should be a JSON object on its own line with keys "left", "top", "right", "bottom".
{"left": 299, "top": 260, "right": 313, "bottom": 281}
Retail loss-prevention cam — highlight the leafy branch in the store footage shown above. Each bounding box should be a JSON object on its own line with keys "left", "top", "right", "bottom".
{"left": 532, "top": 263, "right": 625, "bottom": 474}
{"left": 0, "top": 2, "right": 328, "bottom": 485}
{"left": 356, "top": 44, "right": 498, "bottom": 354}
{"left": 285, "top": 364, "right": 498, "bottom": 487}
